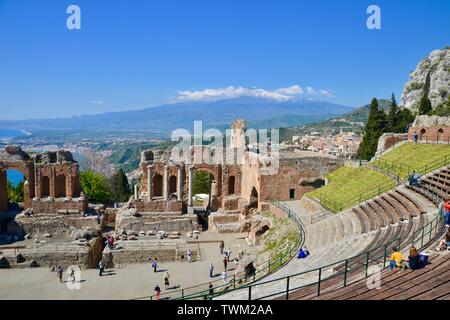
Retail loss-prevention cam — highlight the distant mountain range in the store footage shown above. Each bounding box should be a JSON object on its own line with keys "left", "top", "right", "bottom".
{"left": 0, "top": 97, "right": 354, "bottom": 138}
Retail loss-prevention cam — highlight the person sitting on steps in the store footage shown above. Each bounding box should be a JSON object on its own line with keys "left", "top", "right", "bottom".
{"left": 436, "top": 229, "right": 450, "bottom": 251}
{"left": 402, "top": 247, "right": 422, "bottom": 271}
{"left": 389, "top": 247, "right": 403, "bottom": 270}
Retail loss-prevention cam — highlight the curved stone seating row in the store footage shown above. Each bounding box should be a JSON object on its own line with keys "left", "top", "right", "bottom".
{"left": 352, "top": 188, "right": 425, "bottom": 234}
{"left": 420, "top": 165, "right": 450, "bottom": 199}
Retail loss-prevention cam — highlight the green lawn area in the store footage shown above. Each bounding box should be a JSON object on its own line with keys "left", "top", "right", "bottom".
{"left": 371, "top": 143, "right": 450, "bottom": 179}
{"left": 307, "top": 166, "right": 395, "bottom": 212}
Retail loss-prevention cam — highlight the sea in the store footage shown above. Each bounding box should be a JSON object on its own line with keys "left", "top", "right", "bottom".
{"left": 0, "top": 128, "right": 25, "bottom": 139}
{"left": 0, "top": 128, "right": 27, "bottom": 186}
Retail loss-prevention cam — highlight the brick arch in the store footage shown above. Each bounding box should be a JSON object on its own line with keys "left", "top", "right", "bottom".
{"left": 0, "top": 160, "right": 34, "bottom": 212}
{"left": 419, "top": 128, "right": 427, "bottom": 140}
{"left": 191, "top": 165, "right": 222, "bottom": 197}
{"left": 437, "top": 128, "right": 444, "bottom": 142}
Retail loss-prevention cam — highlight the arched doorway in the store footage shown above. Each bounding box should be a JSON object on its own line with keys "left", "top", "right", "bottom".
{"left": 228, "top": 176, "right": 236, "bottom": 195}
{"left": 3, "top": 169, "right": 24, "bottom": 212}
{"left": 153, "top": 174, "right": 163, "bottom": 197}
{"left": 41, "top": 176, "right": 50, "bottom": 198}
{"left": 249, "top": 187, "right": 258, "bottom": 209}
{"left": 0, "top": 217, "right": 13, "bottom": 234}
{"left": 169, "top": 175, "right": 177, "bottom": 194}
{"left": 55, "top": 174, "right": 66, "bottom": 198}
{"left": 419, "top": 128, "right": 427, "bottom": 141}
{"left": 437, "top": 128, "right": 444, "bottom": 142}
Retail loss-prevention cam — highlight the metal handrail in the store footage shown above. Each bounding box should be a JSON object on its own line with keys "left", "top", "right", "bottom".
{"left": 182, "top": 211, "right": 444, "bottom": 300}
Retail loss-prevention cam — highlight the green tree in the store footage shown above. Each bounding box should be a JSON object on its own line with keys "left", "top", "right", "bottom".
{"left": 357, "top": 98, "right": 388, "bottom": 160}
{"left": 431, "top": 96, "right": 450, "bottom": 116}
{"left": 192, "top": 171, "right": 211, "bottom": 195}
{"left": 418, "top": 72, "right": 433, "bottom": 115}
{"left": 80, "top": 171, "right": 112, "bottom": 204}
{"left": 387, "top": 93, "right": 414, "bottom": 133}
{"left": 109, "top": 168, "right": 131, "bottom": 203}
{"left": 388, "top": 93, "right": 399, "bottom": 131}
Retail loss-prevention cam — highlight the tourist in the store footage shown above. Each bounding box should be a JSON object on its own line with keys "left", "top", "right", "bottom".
{"left": 389, "top": 247, "right": 403, "bottom": 270}
{"left": 221, "top": 271, "right": 227, "bottom": 284}
{"left": 436, "top": 230, "right": 450, "bottom": 251}
{"left": 304, "top": 246, "right": 310, "bottom": 257}
{"left": 186, "top": 249, "right": 193, "bottom": 263}
{"left": 209, "top": 262, "right": 214, "bottom": 278}
{"left": 219, "top": 241, "right": 224, "bottom": 254}
{"left": 69, "top": 267, "right": 76, "bottom": 282}
{"left": 223, "top": 257, "right": 228, "bottom": 271}
{"left": 99, "top": 259, "right": 105, "bottom": 276}
{"left": 444, "top": 199, "right": 450, "bottom": 227}
{"left": 402, "top": 247, "right": 422, "bottom": 271}
{"left": 208, "top": 282, "right": 214, "bottom": 297}
{"left": 56, "top": 266, "right": 64, "bottom": 283}
{"left": 164, "top": 271, "right": 170, "bottom": 290}
{"left": 297, "top": 248, "right": 307, "bottom": 259}
{"left": 152, "top": 258, "right": 158, "bottom": 273}
{"left": 226, "top": 248, "right": 231, "bottom": 262}
{"left": 154, "top": 285, "right": 161, "bottom": 300}
{"left": 413, "top": 132, "right": 418, "bottom": 144}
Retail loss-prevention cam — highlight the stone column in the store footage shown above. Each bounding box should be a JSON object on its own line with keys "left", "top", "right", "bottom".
{"left": 134, "top": 184, "right": 138, "bottom": 200}
{"left": 177, "top": 166, "right": 183, "bottom": 201}
{"left": 147, "top": 165, "right": 153, "bottom": 202}
{"left": 50, "top": 166, "right": 56, "bottom": 198}
{"left": 163, "top": 165, "right": 169, "bottom": 201}
{"left": 0, "top": 168, "right": 8, "bottom": 212}
{"left": 188, "top": 166, "right": 193, "bottom": 206}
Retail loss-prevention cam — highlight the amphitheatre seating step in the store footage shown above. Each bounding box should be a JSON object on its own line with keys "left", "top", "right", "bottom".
{"left": 421, "top": 178, "right": 450, "bottom": 196}
{"left": 352, "top": 207, "right": 369, "bottom": 233}
{"left": 394, "top": 189, "right": 425, "bottom": 215}
{"left": 427, "top": 174, "right": 450, "bottom": 187}
{"left": 360, "top": 204, "right": 379, "bottom": 230}
{"left": 383, "top": 194, "right": 409, "bottom": 221}
{"left": 307, "top": 252, "right": 449, "bottom": 300}
{"left": 374, "top": 197, "right": 398, "bottom": 224}
{"left": 366, "top": 202, "right": 387, "bottom": 227}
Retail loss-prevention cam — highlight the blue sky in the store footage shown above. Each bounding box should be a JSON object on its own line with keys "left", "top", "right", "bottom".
{"left": 0, "top": 0, "right": 449, "bottom": 120}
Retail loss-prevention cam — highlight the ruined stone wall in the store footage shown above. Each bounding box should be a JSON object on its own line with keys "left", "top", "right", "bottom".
{"left": 103, "top": 246, "right": 200, "bottom": 267}
{"left": 133, "top": 199, "right": 183, "bottom": 213}
{"left": 260, "top": 156, "right": 343, "bottom": 202}
{"left": 31, "top": 198, "right": 88, "bottom": 214}
{"left": 408, "top": 116, "right": 450, "bottom": 143}
{"left": 0, "top": 146, "right": 83, "bottom": 214}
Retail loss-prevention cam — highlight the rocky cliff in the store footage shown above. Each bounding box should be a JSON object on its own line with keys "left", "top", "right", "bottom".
{"left": 400, "top": 47, "right": 450, "bottom": 112}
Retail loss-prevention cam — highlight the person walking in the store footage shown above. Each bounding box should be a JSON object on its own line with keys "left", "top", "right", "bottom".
{"left": 164, "top": 271, "right": 170, "bottom": 290}
{"left": 209, "top": 262, "right": 214, "bottom": 278}
{"left": 69, "top": 267, "right": 76, "bottom": 282}
{"left": 226, "top": 248, "right": 231, "bottom": 262}
{"left": 186, "top": 249, "right": 193, "bottom": 263}
{"left": 219, "top": 241, "right": 224, "bottom": 254}
{"left": 99, "top": 259, "right": 105, "bottom": 276}
{"left": 221, "top": 271, "right": 227, "bottom": 285}
{"left": 152, "top": 258, "right": 158, "bottom": 273}
{"left": 208, "top": 282, "right": 214, "bottom": 299}
{"left": 56, "top": 266, "right": 64, "bottom": 283}
{"left": 154, "top": 285, "right": 161, "bottom": 300}
{"left": 223, "top": 257, "right": 228, "bottom": 271}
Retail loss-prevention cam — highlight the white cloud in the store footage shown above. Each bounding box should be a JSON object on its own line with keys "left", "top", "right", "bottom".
{"left": 91, "top": 100, "right": 108, "bottom": 106}
{"left": 274, "top": 85, "right": 304, "bottom": 95}
{"left": 174, "top": 85, "right": 334, "bottom": 102}
{"left": 319, "top": 89, "right": 334, "bottom": 98}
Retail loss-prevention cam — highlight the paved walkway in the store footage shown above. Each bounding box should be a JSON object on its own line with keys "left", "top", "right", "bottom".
{"left": 0, "top": 232, "right": 255, "bottom": 300}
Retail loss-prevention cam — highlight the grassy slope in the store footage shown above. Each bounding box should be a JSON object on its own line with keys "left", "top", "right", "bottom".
{"left": 307, "top": 166, "right": 394, "bottom": 211}
{"left": 372, "top": 143, "right": 450, "bottom": 179}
